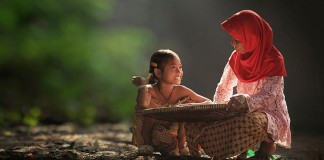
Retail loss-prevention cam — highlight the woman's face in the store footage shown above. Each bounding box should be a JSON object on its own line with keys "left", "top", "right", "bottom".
{"left": 231, "top": 38, "right": 246, "bottom": 54}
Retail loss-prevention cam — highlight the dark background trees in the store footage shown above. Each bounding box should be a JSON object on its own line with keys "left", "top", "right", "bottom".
{"left": 0, "top": 0, "right": 152, "bottom": 125}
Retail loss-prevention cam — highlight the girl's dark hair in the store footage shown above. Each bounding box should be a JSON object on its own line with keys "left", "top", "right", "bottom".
{"left": 148, "top": 49, "right": 179, "bottom": 84}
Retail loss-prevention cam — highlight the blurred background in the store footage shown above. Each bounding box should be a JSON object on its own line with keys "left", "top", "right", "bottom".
{"left": 0, "top": 0, "right": 323, "bottom": 135}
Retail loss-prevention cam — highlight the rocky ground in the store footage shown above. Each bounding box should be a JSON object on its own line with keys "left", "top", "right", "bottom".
{"left": 0, "top": 122, "right": 323, "bottom": 160}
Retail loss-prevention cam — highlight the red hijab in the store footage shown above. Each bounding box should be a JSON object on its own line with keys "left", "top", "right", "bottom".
{"left": 221, "top": 10, "right": 287, "bottom": 83}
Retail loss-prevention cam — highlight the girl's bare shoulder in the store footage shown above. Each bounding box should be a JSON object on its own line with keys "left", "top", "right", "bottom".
{"left": 174, "top": 85, "right": 192, "bottom": 92}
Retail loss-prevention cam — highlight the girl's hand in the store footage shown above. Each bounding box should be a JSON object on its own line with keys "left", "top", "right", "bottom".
{"left": 227, "top": 94, "right": 248, "bottom": 110}
{"left": 132, "top": 76, "right": 148, "bottom": 86}
{"left": 176, "top": 103, "right": 204, "bottom": 107}
{"left": 176, "top": 96, "right": 195, "bottom": 104}
{"left": 176, "top": 96, "right": 213, "bottom": 106}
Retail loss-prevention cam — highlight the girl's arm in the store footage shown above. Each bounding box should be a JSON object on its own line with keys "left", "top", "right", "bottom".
{"left": 136, "top": 85, "right": 151, "bottom": 109}
{"left": 177, "top": 85, "right": 213, "bottom": 105}
{"left": 136, "top": 85, "right": 156, "bottom": 149}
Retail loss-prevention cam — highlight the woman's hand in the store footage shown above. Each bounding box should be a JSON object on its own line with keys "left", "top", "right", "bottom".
{"left": 227, "top": 94, "right": 248, "bottom": 110}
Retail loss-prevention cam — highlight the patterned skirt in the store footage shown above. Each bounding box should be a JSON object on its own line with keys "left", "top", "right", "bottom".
{"left": 132, "top": 112, "right": 179, "bottom": 155}
{"left": 185, "top": 112, "right": 268, "bottom": 159}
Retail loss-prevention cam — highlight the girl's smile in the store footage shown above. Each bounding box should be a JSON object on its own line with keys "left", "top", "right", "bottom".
{"left": 161, "top": 58, "right": 183, "bottom": 85}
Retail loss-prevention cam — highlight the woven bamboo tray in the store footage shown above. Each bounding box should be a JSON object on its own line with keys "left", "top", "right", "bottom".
{"left": 142, "top": 104, "right": 248, "bottom": 122}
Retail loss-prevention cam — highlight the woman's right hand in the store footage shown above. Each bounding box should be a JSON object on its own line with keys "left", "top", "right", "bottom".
{"left": 227, "top": 94, "right": 248, "bottom": 110}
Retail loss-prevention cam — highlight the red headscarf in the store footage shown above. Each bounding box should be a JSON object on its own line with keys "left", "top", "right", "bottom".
{"left": 221, "top": 10, "right": 287, "bottom": 83}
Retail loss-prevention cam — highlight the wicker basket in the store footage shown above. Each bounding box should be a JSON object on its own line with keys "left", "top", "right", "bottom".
{"left": 142, "top": 104, "right": 248, "bottom": 122}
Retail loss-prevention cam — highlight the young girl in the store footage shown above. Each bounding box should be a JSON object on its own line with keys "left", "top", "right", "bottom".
{"left": 132, "top": 49, "right": 212, "bottom": 156}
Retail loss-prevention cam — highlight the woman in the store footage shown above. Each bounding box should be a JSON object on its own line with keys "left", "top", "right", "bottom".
{"left": 185, "top": 10, "right": 291, "bottom": 159}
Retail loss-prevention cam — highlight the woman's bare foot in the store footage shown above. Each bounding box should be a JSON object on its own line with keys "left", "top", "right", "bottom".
{"left": 248, "top": 141, "right": 276, "bottom": 160}
{"left": 236, "top": 151, "right": 248, "bottom": 160}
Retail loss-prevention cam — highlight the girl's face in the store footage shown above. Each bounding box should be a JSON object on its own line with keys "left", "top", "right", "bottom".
{"left": 231, "top": 38, "right": 246, "bottom": 54}
{"left": 160, "top": 57, "right": 183, "bottom": 85}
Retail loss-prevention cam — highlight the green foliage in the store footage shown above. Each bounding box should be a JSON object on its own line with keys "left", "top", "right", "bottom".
{"left": 23, "top": 107, "right": 41, "bottom": 126}
{"left": 0, "top": 106, "right": 40, "bottom": 127}
{"left": 0, "top": 0, "right": 154, "bottom": 126}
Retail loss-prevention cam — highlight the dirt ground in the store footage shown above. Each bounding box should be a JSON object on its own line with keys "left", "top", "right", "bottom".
{"left": 0, "top": 122, "right": 323, "bottom": 160}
